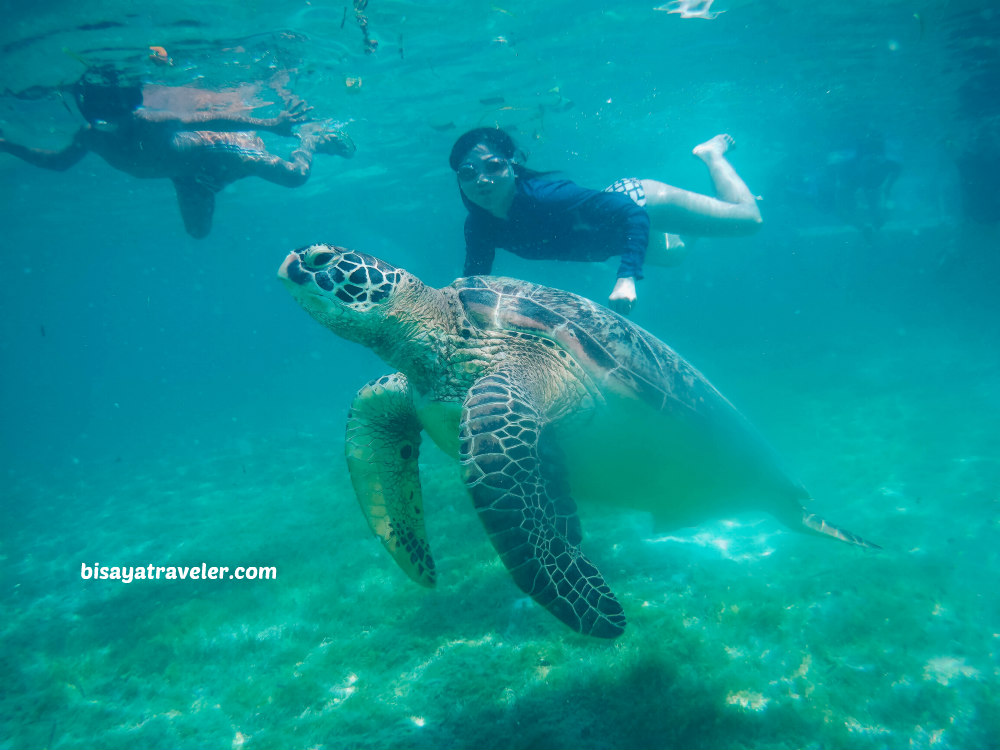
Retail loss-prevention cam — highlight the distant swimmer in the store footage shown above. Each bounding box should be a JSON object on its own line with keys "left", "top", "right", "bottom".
{"left": 0, "top": 66, "right": 356, "bottom": 238}
{"left": 954, "top": 123, "right": 1000, "bottom": 226}
{"left": 449, "top": 127, "right": 762, "bottom": 315}
{"left": 827, "top": 132, "right": 901, "bottom": 240}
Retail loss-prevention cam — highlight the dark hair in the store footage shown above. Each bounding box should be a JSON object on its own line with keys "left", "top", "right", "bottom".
{"left": 449, "top": 128, "right": 554, "bottom": 218}
{"left": 73, "top": 66, "right": 143, "bottom": 123}
{"left": 448, "top": 126, "right": 553, "bottom": 178}
{"left": 449, "top": 127, "right": 518, "bottom": 170}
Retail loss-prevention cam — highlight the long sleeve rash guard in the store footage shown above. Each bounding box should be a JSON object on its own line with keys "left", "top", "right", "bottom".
{"left": 462, "top": 177, "right": 651, "bottom": 280}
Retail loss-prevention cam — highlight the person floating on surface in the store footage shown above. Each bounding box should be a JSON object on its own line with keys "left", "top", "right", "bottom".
{"left": 449, "top": 127, "right": 762, "bottom": 314}
{"left": 0, "top": 66, "right": 356, "bottom": 238}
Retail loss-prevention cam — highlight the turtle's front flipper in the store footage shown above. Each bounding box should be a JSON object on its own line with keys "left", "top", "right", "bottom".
{"left": 460, "top": 371, "right": 626, "bottom": 638}
{"left": 346, "top": 373, "right": 436, "bottom": 587}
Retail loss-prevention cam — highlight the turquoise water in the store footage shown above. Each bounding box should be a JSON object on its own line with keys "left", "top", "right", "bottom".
{"left": 2, "top": 1, "right": 998, "bottom": 748}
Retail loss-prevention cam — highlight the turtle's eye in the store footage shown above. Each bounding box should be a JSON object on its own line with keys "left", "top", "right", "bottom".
{"left": 303, "top": 249, "right": 335, "bottom": 268}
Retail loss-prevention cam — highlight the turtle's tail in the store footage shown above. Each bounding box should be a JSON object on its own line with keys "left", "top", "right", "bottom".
{"left": 801, "top": 511, "right": 881, "bottom": 550}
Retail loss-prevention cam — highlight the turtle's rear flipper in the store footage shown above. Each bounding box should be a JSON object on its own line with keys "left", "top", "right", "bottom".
{"left": 346, "top": 373, "right": 436, "bottom": 587}
{"left": 801, "top": 511, "right": 881, "bottom": 550}
{"left": 460, "top": 371, "right": 626, "bottom": 638}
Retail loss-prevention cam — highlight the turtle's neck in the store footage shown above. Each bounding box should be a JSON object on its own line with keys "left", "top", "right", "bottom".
{"left": 370, "top": 281, "right": 456, "bottom": 394}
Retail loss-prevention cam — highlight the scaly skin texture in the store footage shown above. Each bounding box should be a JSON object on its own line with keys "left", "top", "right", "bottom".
{"left": 279, "top": 243, "right": 878, "bottom": 638}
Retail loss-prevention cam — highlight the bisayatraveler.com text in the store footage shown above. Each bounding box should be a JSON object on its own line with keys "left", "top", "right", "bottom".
{"left": 80, "top": 563, "right": 276, "bottom": 583}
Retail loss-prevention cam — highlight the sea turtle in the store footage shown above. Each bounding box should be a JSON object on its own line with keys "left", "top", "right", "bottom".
{"left": 278, "top": 244, "right": 878, "bottom": 638}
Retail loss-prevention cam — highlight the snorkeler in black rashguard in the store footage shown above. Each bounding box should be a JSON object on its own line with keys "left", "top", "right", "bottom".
{"left": 462, "top": 176, "right": 651, "bottom": 281}
{"left": 449, "top": 128, "right": 763, "bottom": 315}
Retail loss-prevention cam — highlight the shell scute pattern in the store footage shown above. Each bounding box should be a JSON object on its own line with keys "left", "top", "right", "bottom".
{"left": 454, "top": 276, "right": 713, "bottom": 411}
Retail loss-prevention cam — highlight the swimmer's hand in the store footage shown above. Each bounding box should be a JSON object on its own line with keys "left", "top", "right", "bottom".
{"left": 274, "top": 98, "right": 314, "bottom": 135}
{"left": 608, "top": 277, "right": 637, "bottom": 315}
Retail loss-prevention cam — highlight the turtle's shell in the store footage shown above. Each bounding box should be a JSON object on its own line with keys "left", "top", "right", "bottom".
{"left": 453, "top": 276, "right": 730, "bottom": 416}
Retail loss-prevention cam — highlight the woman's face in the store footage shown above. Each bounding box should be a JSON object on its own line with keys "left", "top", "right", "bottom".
{"left": 456, "top": 143, "right": 516, "bottom": 217}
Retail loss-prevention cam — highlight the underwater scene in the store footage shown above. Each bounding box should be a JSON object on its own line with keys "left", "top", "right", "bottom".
{"left": 1, "top": 0, "right": 998, "bottom": 748}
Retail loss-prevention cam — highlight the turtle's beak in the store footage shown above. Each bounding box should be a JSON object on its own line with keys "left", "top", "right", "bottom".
{"left": 278, "top": 252, "right": 311, "bottom": 286}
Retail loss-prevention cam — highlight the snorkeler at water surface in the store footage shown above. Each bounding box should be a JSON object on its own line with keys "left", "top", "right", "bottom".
{"left": 450, "top": 127, "right": 762, "bottom": 314}
{"left": 0, "top": 66, "right": 356, "bottom": 238}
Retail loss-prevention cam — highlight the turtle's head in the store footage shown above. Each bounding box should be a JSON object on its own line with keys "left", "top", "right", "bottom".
{"left": 279, "top": 244, "right": 414, "bottom": 346}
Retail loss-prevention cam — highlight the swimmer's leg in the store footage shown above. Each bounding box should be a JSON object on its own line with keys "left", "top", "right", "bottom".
{"left": 172, "top": 177, "right": 216, "bottom": 239}
{"left": 644, "top": 232, "right": 689, "bottom": 267}
{"left": 172, "top": 131, "right": 312, "bottom": 189}
{"left": 642, "top": 134, "right": 762, "bottom": 237}
{"left": 693, "top": 134, "right": 755, "bottom": 204}
{"left": 220, "top": 126, "right": 354, "bottom": 187}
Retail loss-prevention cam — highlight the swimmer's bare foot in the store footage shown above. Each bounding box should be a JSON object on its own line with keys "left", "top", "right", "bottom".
{"left": 693, "top": 133, "right": 735, "bottom": 162}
